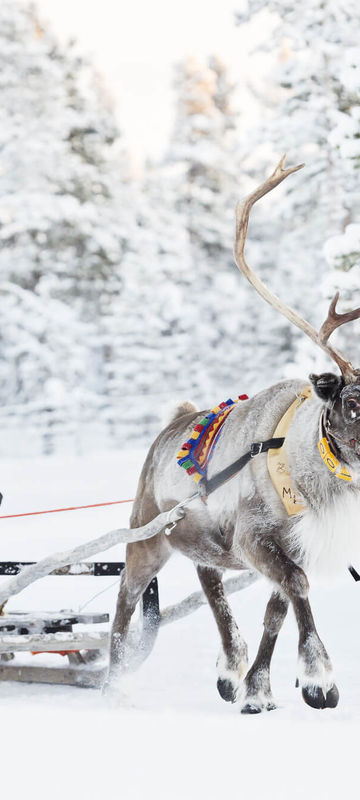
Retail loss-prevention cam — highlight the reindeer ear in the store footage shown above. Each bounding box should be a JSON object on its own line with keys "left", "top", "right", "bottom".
{"left": 309, "top": 373, "right": 344, "bottom": 402}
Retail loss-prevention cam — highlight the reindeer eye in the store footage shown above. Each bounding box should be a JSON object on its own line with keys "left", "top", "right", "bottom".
{"left": 347, "top": 399, "right": 357, "bottom": 410}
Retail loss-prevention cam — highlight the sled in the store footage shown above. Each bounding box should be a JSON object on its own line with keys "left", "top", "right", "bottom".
{"left": 0, "top": 560, "right": 159, "bottom": 689}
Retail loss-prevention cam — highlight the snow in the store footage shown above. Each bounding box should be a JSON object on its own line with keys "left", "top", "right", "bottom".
{"left": 1, "top": 448, "right": 360, "bottom": 799}
{"left": 324, "top": 224, "right": 360, "bottom": 263}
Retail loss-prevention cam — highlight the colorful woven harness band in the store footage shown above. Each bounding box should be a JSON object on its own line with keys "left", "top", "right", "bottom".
{"left": 177, "top": 394, "right": 249, "bottom": 486}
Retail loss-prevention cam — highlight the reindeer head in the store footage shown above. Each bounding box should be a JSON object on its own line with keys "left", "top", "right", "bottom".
{"left": 233, "top": 156, "right": 360, "bottom": 463}
{"left": 310, "top": 372, "right": 360, "bottom": 463}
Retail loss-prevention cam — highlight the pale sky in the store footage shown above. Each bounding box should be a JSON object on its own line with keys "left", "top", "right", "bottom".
{"left": 33, "top": 0, "right": 258, "bottom": 162}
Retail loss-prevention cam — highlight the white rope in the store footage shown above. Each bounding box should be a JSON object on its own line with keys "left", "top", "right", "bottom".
{"left": 78, "top": 577, "right": 121, "bottom": 613}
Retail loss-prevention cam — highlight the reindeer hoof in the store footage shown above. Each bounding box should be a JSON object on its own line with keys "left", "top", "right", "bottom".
{"left": 302, "top": 683, "right": 339, "bottom": 709}
{"left": 241, "top": 702, "right": 262, "bottom": 714}
{"left": 325, "top": 684, "right": 339, "bottom": 708}
{"left": 241, "top": 698, "right": 277, "bottom": 714}
{"left": 265, "top": 700, "right": 277, "bottom": 711}
{"left": 217, "top": 677, "right": 237, "bottom": 703}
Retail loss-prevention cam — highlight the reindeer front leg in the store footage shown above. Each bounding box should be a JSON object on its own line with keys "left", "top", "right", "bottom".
{"left": 241, "top": 535, "right": 339, "bottom": 710}
{"left": 241, "top": 591, "right": 289, "bottom": 714}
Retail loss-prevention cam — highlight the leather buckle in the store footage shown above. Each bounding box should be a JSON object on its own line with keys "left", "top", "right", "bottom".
{"left": 250, "top": 442, "right": 263, "bottom": 457}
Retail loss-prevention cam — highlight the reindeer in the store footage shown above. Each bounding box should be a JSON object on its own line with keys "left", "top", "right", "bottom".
{"left": 105, "top": 158, "right": 360, "bottom": 712}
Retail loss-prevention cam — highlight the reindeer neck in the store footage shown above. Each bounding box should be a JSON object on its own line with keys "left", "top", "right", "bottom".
{"left": 286, "top": 396, "right": 359, "bottom": 512}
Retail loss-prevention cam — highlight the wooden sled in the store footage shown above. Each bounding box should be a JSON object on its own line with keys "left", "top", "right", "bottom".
{"left": 0, "top": 561, "right": 159, "bottom": 688}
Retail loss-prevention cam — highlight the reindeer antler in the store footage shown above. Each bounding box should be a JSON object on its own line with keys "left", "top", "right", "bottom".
{"left": 319, "top": 291, "right": 360, "bottom": 345}
{"left": 234, "top": 156, "right": 360, "bottom": 384}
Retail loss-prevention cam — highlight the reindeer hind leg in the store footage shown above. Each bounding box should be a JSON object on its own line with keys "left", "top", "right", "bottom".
{"left": 104, "top": 533, "right": 171, "bottom": 693}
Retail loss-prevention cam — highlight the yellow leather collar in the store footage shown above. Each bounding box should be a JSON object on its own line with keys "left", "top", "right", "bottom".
{"left": 317, "top": 411, "right": 352, "bottom": 482}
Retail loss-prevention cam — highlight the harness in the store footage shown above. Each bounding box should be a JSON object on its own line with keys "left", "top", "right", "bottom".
{"left": 177, "top": 387, "right": 353, "bottom": 509}
{"left": 177, "top": 395, "right": 285, "bottom": 498}
{"left": 176, "top": 396, "right": 249, "bottom": 486}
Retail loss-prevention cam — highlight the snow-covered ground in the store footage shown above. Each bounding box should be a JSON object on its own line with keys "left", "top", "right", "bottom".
{"left": 1, "top": 449, "right": 360, "bottom": 799}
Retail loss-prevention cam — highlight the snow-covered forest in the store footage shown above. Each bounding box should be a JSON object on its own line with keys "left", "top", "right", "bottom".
{"left": 1, "top": 0, "right": 360, "bottom": 456}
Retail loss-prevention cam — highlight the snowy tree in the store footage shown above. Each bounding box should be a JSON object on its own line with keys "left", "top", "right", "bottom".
{"left": 156, "top": 57, "right": 262, "bottom": 398}
{"left": 167, "top": 55, "right": 239, "bottom": 262}
{"left": 98, "top": 184, "right": 195, "bottom": 445}
{"left": 0, "top": 0, "right": 134, "bottom": 449}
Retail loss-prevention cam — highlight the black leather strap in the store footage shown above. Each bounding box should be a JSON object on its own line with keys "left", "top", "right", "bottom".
{"left": 348, "top": 565, "right": 360, "bottom": 582}
{"left": 205, "top": 437, "right": 285, "bottom": 496}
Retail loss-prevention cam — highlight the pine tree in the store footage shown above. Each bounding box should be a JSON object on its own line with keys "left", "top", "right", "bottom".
{"left": 160, "top": 56, "right": 257, "bottom": 398}
{"left": 0, "top": 0, "right": 132, "bottom": 448}
{"left": 168, "top": 55, "right": 239, "bottom": 262}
